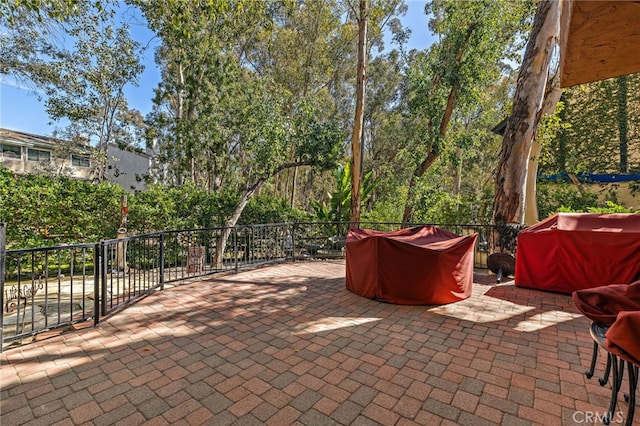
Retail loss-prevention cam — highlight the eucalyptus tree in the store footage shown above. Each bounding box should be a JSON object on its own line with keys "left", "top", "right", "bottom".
{"left": 493, "top": 0, "right": 561, "bottom": 226}
{"left": 1, "top": 1, "right": 144, "bottom": 182}
{"left": 348, "top": 0, "right": 368, "bottom": 223}
{"left": 198, "top": 79, "right": 343, "bottom": 266}
{"left": 210, "top": 89, "right": 343, "bottom": 266}
{"left": 137, "top": 1, "right": 344, "bottom": 264}
{"left": 43, "top": 10, "right": 144, "bottom": 182}
{"left": 42, "top": 6, "right": 144, "bottom": 182}
{"left": 137, "top": 0, "right": 276, "bottom": 189}
{"left": 361, "top": 49, "right": 408, "bottom": 218}
{"left": 242, "top": 0, "right": 356, "bottom": 208}
{"left": 0, "top": 0, "right": 84, "bottom": 24}
{"left": 344, "top": 0, "right": 406, "bottom": 223}
{"left": 0, "top": 0, "right": 89, "bottom": 91}
{"left": 393, "top": 66, "right": 519, "bottom": 224}
{"left": 401, "top": 0, "right": 533, "bottom": 223}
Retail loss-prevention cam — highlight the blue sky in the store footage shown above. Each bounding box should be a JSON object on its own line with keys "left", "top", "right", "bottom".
{"left": 0, "top": 1, "right": 433, "bottom": 137}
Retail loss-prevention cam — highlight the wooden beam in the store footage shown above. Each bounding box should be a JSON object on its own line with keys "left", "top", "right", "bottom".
{"left": 560, "top": 1, "right": 640, "bottom": 88}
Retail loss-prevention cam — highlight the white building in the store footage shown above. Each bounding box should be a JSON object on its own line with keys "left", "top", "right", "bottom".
{"left": 0, "top": 128, "right": 153, "bottom": 191}
{"left": 106, "top": 143, "right": 153, "bottom": 191}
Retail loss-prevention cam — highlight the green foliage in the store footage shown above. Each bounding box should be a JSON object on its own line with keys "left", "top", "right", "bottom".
{"left": 43, "top": 5, "right": 145, "bottom": 181}
{"left": 0, "top": 166, "right": 124, "bottom": 248}
{"left": 399, "top": 0, "right": 534, "bottom": 219}
{"left": 536, "top": 182, "right": 599, "bottom": 219}
{"left": 0, "top": 0, "right": 83, "bottom": 24}
{"left": 411, "top": 185, "right": 493, "bottom": 225}
{"left": 139, "top": 0, "right": 279, "bottom": 188}
{"left": 0, "top": 166, "right": 311, "bottom": 249}
{"left": 580, "top": 201, "right": 635, "bottom": 214}
{"left": 313, "top": 162, "right": 377, "bottom": 223}
{"left": 241, "top": 196, "right": 312, "bottom": 225}
{"left": 313, "top": 164, "right": 352, "bottom": 223}
{"left": 584, "top": 201, "right": 636, "bottom": 214}
{"left": 546, "top": 74, "right": 640, "bottom": 175}
{"left": 292, "top": 99, "right": 345, "bottom": 171}
{"left": 362, "top": 199, "right": 404, "bottom": 223}
{"left": 127, "top": 183, "right": 309, "bottom": 233}
{"left": 1, "top": 1, "right": 145, "bottom": 182}
{"left": 556, "top": 201, "right": 635, "bottom": 214}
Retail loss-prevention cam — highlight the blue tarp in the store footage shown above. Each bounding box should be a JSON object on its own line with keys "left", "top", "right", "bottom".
{"left": 539, "top": 173, "right": 640, "bottom": 183}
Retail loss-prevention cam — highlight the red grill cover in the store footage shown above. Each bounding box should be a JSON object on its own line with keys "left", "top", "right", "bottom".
{"left": 345, "top": 226, "right": 477, "bottom": 305}
{"left": 515, "top": 213, "right": 640, "bottom": 294}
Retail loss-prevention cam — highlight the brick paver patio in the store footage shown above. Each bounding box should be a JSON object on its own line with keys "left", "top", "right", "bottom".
{"left": 0, "top": 260, "right": 634, "bottom": 425}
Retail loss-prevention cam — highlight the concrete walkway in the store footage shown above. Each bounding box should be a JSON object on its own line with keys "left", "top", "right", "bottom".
{"left": 0, "top": 260, "right": 631, "bottom": 425}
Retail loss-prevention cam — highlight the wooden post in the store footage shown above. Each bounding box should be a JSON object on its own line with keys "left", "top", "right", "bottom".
{"left": 116, "top": 195, "right": 128, "bottom": 272}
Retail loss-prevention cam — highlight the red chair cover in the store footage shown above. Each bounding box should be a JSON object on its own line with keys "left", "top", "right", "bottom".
{"left": 572, "top": 280, "right": 640, "bottom": 326}
{"left": 605, "top": 311, "right": 640, "bottom": 366}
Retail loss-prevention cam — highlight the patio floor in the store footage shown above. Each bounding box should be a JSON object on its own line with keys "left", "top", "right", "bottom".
{"left": 0, "top": 260, "right": 633, "bottom": 425}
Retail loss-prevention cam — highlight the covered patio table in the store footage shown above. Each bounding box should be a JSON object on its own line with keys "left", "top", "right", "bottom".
{"left": 346, "top": 226, "right": 477, "bottom": 305}
{"left": 515, "top": 213, "right": 640, "bottom": 294}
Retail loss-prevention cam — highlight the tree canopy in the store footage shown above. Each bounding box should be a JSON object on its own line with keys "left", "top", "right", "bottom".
{"left": 2, "top": 0, "right": 638, "bottom": 245}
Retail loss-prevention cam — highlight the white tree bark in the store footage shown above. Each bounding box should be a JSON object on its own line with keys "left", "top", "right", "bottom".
{"left": 350, "top": 0, "right": 368, "bottom": 224}
{"left": 493, "top": 0, "right": 561, "bottom": 226}
{"left": 524, "top": 76, "right": 562, "bottom": 225}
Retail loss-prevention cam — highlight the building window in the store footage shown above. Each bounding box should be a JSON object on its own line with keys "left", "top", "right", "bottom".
{"left": 0, "top": 144, "right": 21, "bottom": 159}
{"left": 71, "top": 154, "right": 90, "bottom": 167}
{"left": 27, "top": 148, "right": 51, "bottom": 162}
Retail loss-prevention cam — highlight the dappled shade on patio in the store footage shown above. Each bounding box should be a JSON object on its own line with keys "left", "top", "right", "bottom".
{"left": 515, "top": 213, "right": 640, "bottom": 294}
{"left": 345, "top": 226, "right": 477, "bottom": 305}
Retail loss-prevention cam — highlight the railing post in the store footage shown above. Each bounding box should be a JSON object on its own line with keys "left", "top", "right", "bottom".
{"left": 291, "top": 222, "right": 296, "bottom": 262}
{"left": 101, "top": 241, "right": 108, "bottom": 316}
{"left": 93, "top": 242, "right": 100, "bottom": 326}
{"left": 234, "top": 227, "right": 239, "bottom": 273}
{"left": 159, "top": 233, "right": 165, "bottom": 290}
{"left": 0, "top": 222, "right": 6, "bottom": 352}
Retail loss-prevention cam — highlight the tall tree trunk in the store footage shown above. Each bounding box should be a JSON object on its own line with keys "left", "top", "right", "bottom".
{"left": 524, "top": 74, "right": 562, "bottom": 225}
{"left": 350, "top": 0, "right": 368, "bottom": 224}
{"left": 617, "top": 75, "right": 628, "bottom": 173}
{"left": 213, "top": 180, "right": 264, "bottom": 269}
{"left": 401, "top": 24, "right": 475, "bottom": 224}
{"left": 290, "top": 166, "right": 298, "bottom": 208}
{"left": 492, "top": 0, "right": 560, "bottom": 226}
{"left": 176, "top": 61, "right": 185, "bottom": 185}
{"left": 401, "top": 87, "right": 458, "bottom": 223}
{"left": 524, "top": 137, "right": 542, "bottom": 225}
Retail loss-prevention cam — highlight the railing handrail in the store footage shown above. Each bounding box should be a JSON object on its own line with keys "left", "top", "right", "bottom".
{"left": 1, "top": 221, "right": 521, "bottom": 351}
{"left": 4, "top": 221, "right": 520, "bottom": 254}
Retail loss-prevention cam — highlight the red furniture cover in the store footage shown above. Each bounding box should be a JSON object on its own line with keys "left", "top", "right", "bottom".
{"left": 605, "top": 310, "right": 640, "bottom": 366}
{"left": 515, "top": 213, "right": 640, "bottom": 294}
{"left": 572, "top": 280, "right": 640, "bottom": 326}
{"left": 345, "top": 226, "right": 477, "bottom": 305}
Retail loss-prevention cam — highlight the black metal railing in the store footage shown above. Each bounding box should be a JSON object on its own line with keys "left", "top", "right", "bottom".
{"left": 1, "top": 221, "right": 521, "bottom": 350}
{"left": 291, "top": 221, "right": 523, "bottom": 264}
{"left": 1, "top": 241, "right": 98, "bottom": 347}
